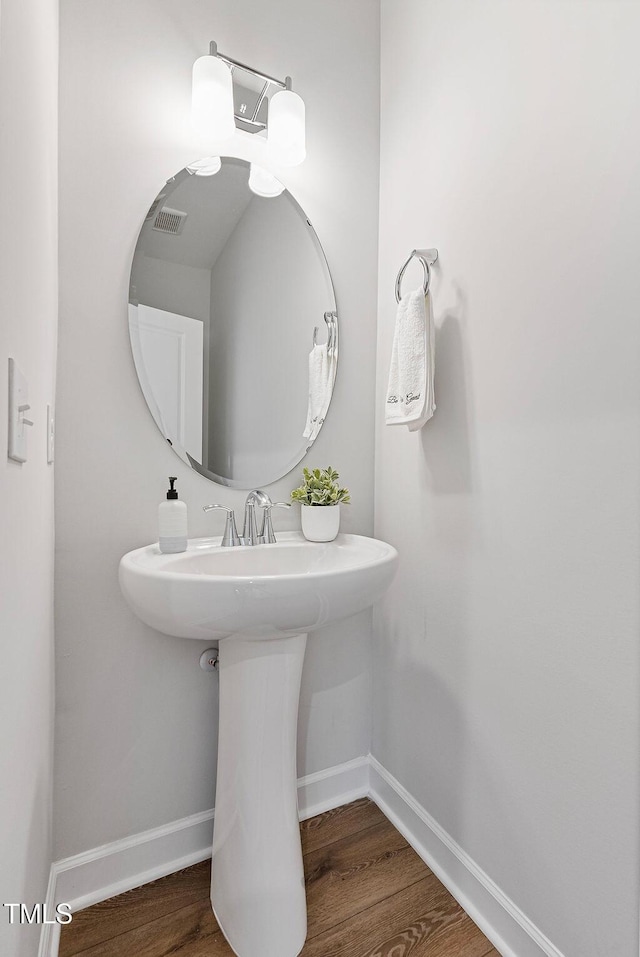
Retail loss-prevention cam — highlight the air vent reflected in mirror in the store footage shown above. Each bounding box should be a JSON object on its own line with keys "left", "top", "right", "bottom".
{"left": 152, "top": 207, "right": 188, "bottom": 235}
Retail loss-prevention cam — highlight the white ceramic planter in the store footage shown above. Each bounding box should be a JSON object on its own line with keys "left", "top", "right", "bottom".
{"left": 300, "top": 503, "right": 340, "bottom": 542}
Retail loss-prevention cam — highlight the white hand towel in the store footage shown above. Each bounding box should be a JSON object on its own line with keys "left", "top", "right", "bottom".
{"left": 319, "top": 347, "right": 336, "bottom": 421}
{"left": 385, "top": 287, "right": 435, "bottom": 429}
{"left": 303, "top": 343, "right": 329, "bottom": 440}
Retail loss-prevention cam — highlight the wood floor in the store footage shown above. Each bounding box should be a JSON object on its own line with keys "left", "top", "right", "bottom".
{"left": 59, "top": 798, "right": 499, "bottom": 957}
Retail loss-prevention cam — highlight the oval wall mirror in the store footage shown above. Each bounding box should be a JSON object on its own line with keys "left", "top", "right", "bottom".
{"left": 128, "top": 156, "right": 338, "bottom": 488}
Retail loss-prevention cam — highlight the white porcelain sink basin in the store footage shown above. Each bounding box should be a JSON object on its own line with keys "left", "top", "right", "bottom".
{"left": 119, "top": 531, "right": 398, "bottom": 641}
{"left": 119, "top": 529, "right": 398, "bottom": 957}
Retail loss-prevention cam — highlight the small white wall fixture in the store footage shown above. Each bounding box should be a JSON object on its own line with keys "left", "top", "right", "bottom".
{"left": 8, "top": 358, "right": 35, "bottom": 463}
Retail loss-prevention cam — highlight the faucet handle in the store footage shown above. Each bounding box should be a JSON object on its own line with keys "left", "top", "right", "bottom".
{"left": 202, "top": 505, "right": 240, "bottom": 547}
{"left": 260, "top": 502, "right": 292, "bottom": 544}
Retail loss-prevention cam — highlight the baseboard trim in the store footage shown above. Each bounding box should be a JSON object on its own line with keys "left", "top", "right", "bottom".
{"left": 53, "top": 806, "right": 215, "bottom": 915}
{"left": 37, "top": 864, "right": 61, "bottom": 957}
{"left": 297, "top": 755, "right": 369, "bottom": 820}
{"left": 41, "top": 754, "right": 564, "bottom": 957}
{"left": 368, "top": 756, "right": 566, "bottom": 957}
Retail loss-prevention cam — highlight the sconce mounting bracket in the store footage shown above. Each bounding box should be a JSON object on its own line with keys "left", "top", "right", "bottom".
{"left": 208, "top": 40, "right": 292, "bottom": 135}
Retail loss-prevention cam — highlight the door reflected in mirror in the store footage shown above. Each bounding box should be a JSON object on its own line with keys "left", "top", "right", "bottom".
{"left": 129, "top": 157, "right": 337, "bottom": 488}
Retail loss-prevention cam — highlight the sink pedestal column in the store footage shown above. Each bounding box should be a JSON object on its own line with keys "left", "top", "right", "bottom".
{"left": 211, "top": 632, "right": 308, "bottom": 957}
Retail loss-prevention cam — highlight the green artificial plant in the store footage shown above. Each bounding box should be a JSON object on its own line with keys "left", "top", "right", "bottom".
{"left": 291, "top": 467, "right": 351, "bottom": 507}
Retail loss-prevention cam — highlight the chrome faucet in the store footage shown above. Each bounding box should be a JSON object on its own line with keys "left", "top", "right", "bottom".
{"left": 203, "top": 490, "right": 291, "bottom": 547}
{"left": 242, "top": 490, "right": 272, "bottom": 546}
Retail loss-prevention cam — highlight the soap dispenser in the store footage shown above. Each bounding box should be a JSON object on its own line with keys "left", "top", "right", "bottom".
{"left": 158, "top": 477, "right": 188, "bottom": 553}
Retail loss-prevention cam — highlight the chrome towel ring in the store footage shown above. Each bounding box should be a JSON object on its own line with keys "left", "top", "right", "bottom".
{"left": 312, "top": 311, "right": 338, "bottom": 356}
{"left": 395, "top": 248, "right": 439, "bottom": 303}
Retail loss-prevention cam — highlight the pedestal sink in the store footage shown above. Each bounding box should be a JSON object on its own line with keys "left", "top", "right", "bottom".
{"left": 119, "top": 531, "right": 398, "bottom": 957}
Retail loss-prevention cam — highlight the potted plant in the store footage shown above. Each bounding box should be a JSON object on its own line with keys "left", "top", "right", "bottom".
{"left": 291, "top": 467, "right": 351, "bottom": 542}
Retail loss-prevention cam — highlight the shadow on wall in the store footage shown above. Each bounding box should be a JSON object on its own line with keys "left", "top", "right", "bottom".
{"left": 298, "top": 609, "right": 372, "bottom": 775}
{"left": 393, "top": 652, "right": 571, "bottom": 914}
{"left": 420, "top": 283, "right": 476, "bottom": 496}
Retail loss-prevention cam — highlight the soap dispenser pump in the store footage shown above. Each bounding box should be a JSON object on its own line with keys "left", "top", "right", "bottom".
{"left": 158, "top": 477, "right": 188, "bottom": 554}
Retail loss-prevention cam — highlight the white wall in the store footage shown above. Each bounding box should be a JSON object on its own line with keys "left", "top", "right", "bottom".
{"left": 131, "top": 258, "right": 211, "bottom": 326}
{"left": 55, "top": 0, "right": 379, "bottom": 859}
{"left": 208, "top": 193, "right": 329, "bottom": 481}
{"left": 0, "top": 0, "right": 58, "bottom": 954}
{"left": 374, "top": 2, "right": 640, "bottom": 956}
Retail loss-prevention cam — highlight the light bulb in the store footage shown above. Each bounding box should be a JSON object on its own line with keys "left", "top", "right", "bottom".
{"left": 191, "top": 55, "right": 235, "bottom": 142}
{"left": 248, "top": 164, "right": 285, "bottom": 198}
{"left": 186, "top": 156, "right": 222, "bottom": 177}
{"left": 267, "top": 90, "right": 306, "bottom": 167}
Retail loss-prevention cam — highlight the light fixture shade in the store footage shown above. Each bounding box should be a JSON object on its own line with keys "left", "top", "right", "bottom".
{"left": 248, "top": 164, "right": 285, "bottom": 198}
{"left": 267, "top": 90, "right": 306, "bottom": 167}
{"left": 191, "top": 55, "right": 235, "bottom": 141}
{"left": 186, "top": 156, "right": 222, "bottom": 176}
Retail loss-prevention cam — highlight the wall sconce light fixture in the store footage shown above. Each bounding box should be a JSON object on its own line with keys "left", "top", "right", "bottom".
{"left": 191, "top": 49, "right": 235, "bottom": 143}
{"left": 248, "top": 164, "right": 285, "bottom": 198}
{"left": 191, "top": 41, "right": 305, "bottom": 168}
{"left": 185, "top": 156, "right": 223, "bottom": 177}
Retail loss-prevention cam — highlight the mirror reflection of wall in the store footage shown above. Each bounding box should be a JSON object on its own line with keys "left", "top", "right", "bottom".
{"left": 129, "top": 157, "right": 337, "bottom": 489}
